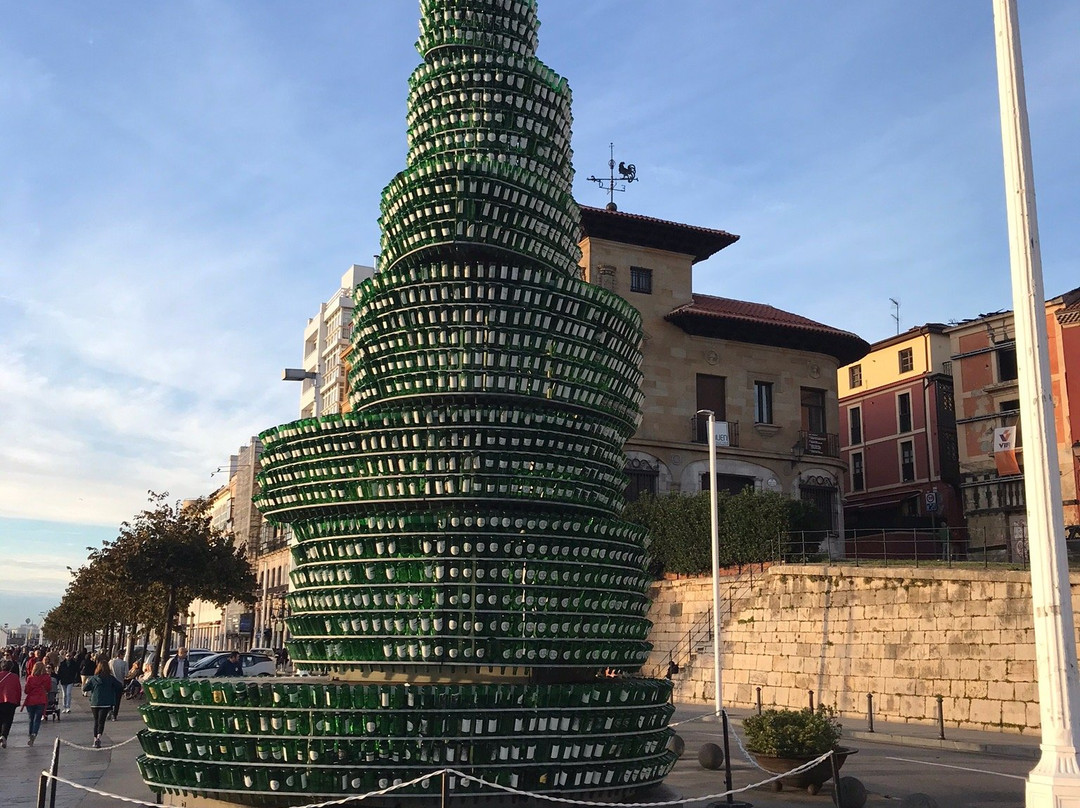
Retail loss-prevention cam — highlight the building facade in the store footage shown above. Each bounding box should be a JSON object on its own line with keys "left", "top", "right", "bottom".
{"left": 298, "top": 264, "right": 374, "bottom": 417}
{"left": 188, "top": 438, "right": 263, "bottom": 651}
{"left": 837, "top": 325, "right": 962, "bottom": 552}
{"left": 578, "top": 206, "right": 869, "bottom": 538}
{"left": 947, "top": 287, "right": 1080, "bottom": 556}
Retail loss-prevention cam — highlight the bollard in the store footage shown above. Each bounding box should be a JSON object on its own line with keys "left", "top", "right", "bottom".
{"left": 809, "top": 689, "right": 815, "bottom": 711}
{"left": 721, "top": 711, "right": 735, "bottom": 804}
{"left": 936, "top": 695, "right": 945, "bottom": 739}
{"left": 866, "top": 692, "right": 874, "bottom": 732}
{"left": 756, "top": 686, "right": 763, "bottom": 715}
{"left": 49, "top": 738, "right": 61, "bottom": 808}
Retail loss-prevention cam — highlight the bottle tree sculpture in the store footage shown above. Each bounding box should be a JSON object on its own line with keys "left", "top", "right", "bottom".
{"left": 136, "top": 0, "right": 675, "bottom": 803}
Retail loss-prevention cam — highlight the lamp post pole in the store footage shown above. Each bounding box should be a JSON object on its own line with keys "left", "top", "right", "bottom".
{"left": 697, "top": 409, "right": 722, "bottom": 717}
{"left": 992, "top": 2, "right": 1080, "bottom": 804}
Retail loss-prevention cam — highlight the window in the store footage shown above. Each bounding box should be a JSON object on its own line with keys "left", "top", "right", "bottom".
{"left": 997, "top": 346, "right": 1018, "bottom": 382}
{"left": 695, "top": 374, "right": 726, "bottom": 442}
{"left": 849, "top": 364, "right": 862, "bottom": 388}
{"left": 629, "top": 266, "right": 653, "bottom": 294}
{"left": 701, "top": 473, "right": 754, "bottom": 496}
{"left": 900, "top": 440, "right": 915, "bottom": 482}
{"left": 899, "top": 347, "right": 914, "bottom": 373}
{"left": 898, "top": 392, "right": 912, "bottom": 433}
{"left": 1000, "top": 399, "right": 1022, "bottom": 447}
{"left": 849, "top": 406, "right": 862, "bottom": 445}
{"left": 801, "top": 387, "right": 826, "bottom": 434}
{"left": 625, "top": 460, "right": 659, "bottom": 502}
{"left": 852, "top": 452, "right": 865, "bottom": 492}
{"left": 754, "top": 381, "right": 774, "bottom": 424}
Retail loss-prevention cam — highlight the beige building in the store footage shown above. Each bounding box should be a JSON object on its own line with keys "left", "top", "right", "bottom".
{"left": 188, "top": 438, "right": 263, "bottom": 651}
{"left": 578, "top": 206, "right": 869, "bottom": 535}
{"left": 298, "top": 264, "right": 374, "bottom": 417}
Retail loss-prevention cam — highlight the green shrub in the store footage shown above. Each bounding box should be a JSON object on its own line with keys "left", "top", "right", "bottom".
{"left": 742, "top": 707, "right": 842, "bottom": 758}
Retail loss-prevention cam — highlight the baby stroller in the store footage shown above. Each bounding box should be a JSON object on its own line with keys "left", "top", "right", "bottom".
{"left": 44, "top": 678, "right": 61, "bottom": 722}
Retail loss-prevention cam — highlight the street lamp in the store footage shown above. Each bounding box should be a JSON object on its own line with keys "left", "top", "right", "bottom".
{"left": 993, "top": 2, "right": 1080, "bottom": 803}
{"left": 282, "top": 368, "right": 320, "bottom": 416}
{"left": 696, "top": 408, "right": 722, "bottom": 717}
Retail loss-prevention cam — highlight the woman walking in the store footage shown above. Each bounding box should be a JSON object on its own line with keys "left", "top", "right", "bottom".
{"left": 22, "top": 662, "right": 50, "bottom": 746}
{"left": 82, "top": 662, "right": 123, "bottom": 748}
{"left": 0, "top": 659, "right": 21, "bottom": 749}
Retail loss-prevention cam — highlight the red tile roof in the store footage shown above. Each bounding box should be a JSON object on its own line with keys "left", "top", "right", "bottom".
{"left": 579, "top": 206, "right": 739, "bottom": 264}
{"left": 666, "top": 293, "right": 870, "bottom": 365}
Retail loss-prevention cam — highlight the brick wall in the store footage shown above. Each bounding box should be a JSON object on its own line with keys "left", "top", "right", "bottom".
{"left": 646, "top": 565, "right": 1051, "bottom": 734}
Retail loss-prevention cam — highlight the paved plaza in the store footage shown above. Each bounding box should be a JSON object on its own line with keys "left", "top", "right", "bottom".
{"left": 1, "top": 695, "right": 1037, "bottom": 808}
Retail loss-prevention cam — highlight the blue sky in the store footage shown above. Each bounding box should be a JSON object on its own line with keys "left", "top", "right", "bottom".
{"left": 1, "top": 1, "right": 1077, "bottom": 629}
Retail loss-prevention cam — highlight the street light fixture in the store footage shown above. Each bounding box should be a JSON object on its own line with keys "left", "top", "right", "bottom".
{"left": 696, "top": 408, "right": 722, "bottom": 718}
{"left": 282, "top": 368, "right": 321, "bottom": 416}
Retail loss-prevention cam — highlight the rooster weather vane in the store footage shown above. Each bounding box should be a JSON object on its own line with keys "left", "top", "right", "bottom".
{"left": 586, "top": 142, "right": 638, "bottom": 211}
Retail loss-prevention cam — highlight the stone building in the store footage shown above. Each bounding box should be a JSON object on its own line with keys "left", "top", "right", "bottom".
{"left": 578, "top": 205, "right": 869, "bottom": 536}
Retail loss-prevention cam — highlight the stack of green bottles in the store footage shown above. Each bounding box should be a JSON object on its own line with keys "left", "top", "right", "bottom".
{"left": 137, "top": 677, "right": 676, "bottom": 804}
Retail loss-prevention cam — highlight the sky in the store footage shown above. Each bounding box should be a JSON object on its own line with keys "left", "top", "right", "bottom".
{"left": 1, "top": 1, "right": 1077, "bottom": 629}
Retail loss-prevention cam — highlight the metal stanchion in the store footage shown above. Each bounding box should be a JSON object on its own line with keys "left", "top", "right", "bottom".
{"left": 866, "top": 693, "right": 874, "bottom": 732}
{"left": 936, "top": 695, "right": 945, "bottom": 739}
{"left": 49, "top": 737, "right": 60, "bottom": 808}
{"left": 441, "top": 769, "right": 449, "bottom": 808}
{"left": 36, "top": 772, "right": 48, "bottom": 808}
{"left": 809, "top": 689, "right": 815, "bottom": 711}
{"left": 831, "top": 752, "right": 845, "bottom": 808}
{"left": 756, "top": 686, "right": 763, "bottom": 715}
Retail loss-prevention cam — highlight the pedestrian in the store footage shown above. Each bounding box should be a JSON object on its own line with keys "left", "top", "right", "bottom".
{"left": 22, "top": 662, "right": 50, "bottom": 746}
{"left": 57, "top": 651, "right": 79, "bottom": 713}
{"left": 82, "top": 662, "right": 123, "bottom": 749}
{"left": 216, "top": 651, "right": 244, "bottom": 676}
{"left": 79, "top": 652, "right": 96, "bottom": 690}
{"left": 23, "top": 649, "right": 43, "bottom": 678}
{"left": 163, "top": 647, "right": 191, "bottom": 678}
{"left": 109, "top": 651, "right": 127, "bottom": 720}
{"left": 0, "top": 659, "right": 22, "bottom": 749}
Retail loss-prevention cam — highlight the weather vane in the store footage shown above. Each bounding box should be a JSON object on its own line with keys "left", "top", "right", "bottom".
{"left": 586, "top": 142, "right": 638, "bottom": 211}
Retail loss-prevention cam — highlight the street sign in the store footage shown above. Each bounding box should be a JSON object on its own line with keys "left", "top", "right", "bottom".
{"left": 925, "top": 490, "right": 939, "bottom": 512}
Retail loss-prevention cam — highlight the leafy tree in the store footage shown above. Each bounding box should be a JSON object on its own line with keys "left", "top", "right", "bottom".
{"left": 118, "top": 492, "right": 257, "bottom": 673}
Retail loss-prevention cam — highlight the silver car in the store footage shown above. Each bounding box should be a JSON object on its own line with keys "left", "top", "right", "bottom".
{"left": 187, "top": 651, "right": 276, "bottom": 678}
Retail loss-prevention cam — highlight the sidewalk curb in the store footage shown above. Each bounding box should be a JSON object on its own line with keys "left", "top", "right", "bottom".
{"left": 846, "top": 727, "right": 1041, "bottom": 759}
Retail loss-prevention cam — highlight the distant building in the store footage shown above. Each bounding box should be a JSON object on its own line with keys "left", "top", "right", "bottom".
{"left": 189, "top": 438, "right": 263, "bottom": 651}
{"left": 578, "top": 206, "right": 869, "bottom": 538}
{"left": 837, "top": 325, "right": 963, "bottom": 551}
{"left": 947, "top": 287, "right": 1080, "bottom": 557}
{"left": 298, "top": 264, "right": 375, "bottom": 417}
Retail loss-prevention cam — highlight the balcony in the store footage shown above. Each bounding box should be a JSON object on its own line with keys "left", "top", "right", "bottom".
{"left": 690, "top": 414, "right": 739, "bottom": 448}
{"left": 797, "top": 430, "right": 839, "bottom": 458}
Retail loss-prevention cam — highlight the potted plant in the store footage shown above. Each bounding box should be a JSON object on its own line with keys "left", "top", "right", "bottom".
{"left": 741, "top": 706, "right": 856, "bottom": 794}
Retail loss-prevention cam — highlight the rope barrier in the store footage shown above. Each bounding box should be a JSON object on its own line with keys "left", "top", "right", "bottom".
{"left": 40, "top": 752, "right": 835, "bottom": 808}
{"left": 58, "top": 734, "right": 141, "bottom": 752}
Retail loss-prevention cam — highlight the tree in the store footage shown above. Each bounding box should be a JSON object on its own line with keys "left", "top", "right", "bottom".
{"left": 116, "top": 492, "right": 256, "bottom": 674}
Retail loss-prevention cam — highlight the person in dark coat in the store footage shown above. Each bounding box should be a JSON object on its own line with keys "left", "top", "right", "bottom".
{"left": 216, "top": 651, "right": 243, "bottom": 676}
{"left": 57, "top": 651, "right": 80, "bottom": 713}
{"left": 82, "top": 662, "right": 123, "bottom": 748}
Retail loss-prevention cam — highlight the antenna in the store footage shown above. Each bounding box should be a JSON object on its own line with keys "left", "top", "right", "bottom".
{"left": 890, "top": 298, "right": 901, "bottom": 335}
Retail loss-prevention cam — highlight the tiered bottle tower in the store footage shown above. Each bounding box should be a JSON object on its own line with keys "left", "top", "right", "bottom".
{"left": 137, "top": 0, "right": 675, "bottom": 803}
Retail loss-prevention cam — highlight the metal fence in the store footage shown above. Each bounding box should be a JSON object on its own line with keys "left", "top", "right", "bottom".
{"left": 778, "top": 527, "right": 1053, "bottom": 569}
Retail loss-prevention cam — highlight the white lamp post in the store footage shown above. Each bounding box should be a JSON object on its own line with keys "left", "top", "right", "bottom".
{"left": 696, "top": 408, "right": 722, "bottom": 717}
{"left": 993, "top": 2, "right": 1080, "bottom": 804}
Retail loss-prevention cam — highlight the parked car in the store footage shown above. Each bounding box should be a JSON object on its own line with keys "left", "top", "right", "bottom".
{"left": 161, "top": 648, "right": 215, "bottom": 674}
{"left": 248, "top": 647, "right": 275, "bottom": 657}
{"left": 188, "top": 651, "right": 276, "bottom": 678}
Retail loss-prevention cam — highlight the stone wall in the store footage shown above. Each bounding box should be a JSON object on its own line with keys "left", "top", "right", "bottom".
{"left": 645, "top": 564, "right": 1055, "bottom": 735}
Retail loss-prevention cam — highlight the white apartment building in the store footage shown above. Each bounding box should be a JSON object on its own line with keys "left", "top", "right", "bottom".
{"left": 299, "top": 264, "right": 375, "bottom": 417}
